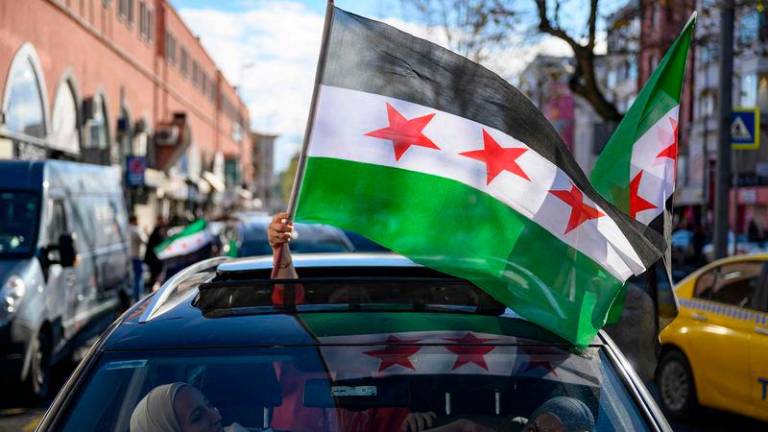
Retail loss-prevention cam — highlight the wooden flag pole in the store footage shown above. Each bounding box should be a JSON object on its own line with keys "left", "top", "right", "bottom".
{"left": 272, "top": 0, "right": 336, "bottom": 278}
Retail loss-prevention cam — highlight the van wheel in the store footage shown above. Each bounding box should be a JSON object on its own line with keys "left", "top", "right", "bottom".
{"left": 656, "top": 349, "right": 697, "bottom": 419}
{"left": 23, "top": 332, "right": 51, "bottom": 401}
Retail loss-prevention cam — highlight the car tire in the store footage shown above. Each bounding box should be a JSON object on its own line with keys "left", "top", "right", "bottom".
{"left": 656, "top": 349, "right": 697, "bottom": 419}
{"left": 23, "top": 331, "right": 51, "bottom": 401}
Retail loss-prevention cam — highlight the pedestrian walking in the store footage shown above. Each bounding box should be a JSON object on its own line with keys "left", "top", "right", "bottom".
{"left": 144, "top": 216, "right": 167, "bottom": 292}
{"left": 129, "top": 215, "right": 147, "bottom": 302}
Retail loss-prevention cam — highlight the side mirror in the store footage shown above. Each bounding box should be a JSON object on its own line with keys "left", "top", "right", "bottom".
{"left": 58, "top": 234, "right": 77, "bottom": 267}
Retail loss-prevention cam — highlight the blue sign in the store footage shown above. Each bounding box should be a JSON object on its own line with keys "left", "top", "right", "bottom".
{"left": 125, "top": 156, "right": 147, "bottom": 187}
{"left": 731, "top": 107, "right": 760, "bottom": 150}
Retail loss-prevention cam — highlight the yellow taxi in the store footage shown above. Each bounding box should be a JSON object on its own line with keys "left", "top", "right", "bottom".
{"left": 657, "top": 254, "right": 768, "bottom": 421}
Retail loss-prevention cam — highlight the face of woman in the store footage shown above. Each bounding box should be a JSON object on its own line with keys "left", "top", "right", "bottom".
{"left": 173, "top": 386, "right": 223, "bottom": 432}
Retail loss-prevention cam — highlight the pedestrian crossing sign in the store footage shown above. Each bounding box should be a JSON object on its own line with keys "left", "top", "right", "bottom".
{"left": 731, "top": 107, "right": 760, "bottom": 150}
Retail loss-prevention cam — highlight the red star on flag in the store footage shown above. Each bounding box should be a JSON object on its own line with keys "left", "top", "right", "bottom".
{"left": 549, "top": 183, "right": 605, "bottom": 234}
{"left": 517, "top": 345, "right": 567, "bottom": 377}
{"left": 459, "top": 129, "right": 530, "bottom": 184}
{"left": 443, "top": 332, "right": 497, "bottom": 370}
{"left": 656, "top": 117, "right": 679, "bottom": 161}
{"left": 363, "top": 335, "right": 422, "bottom": 372}
{"left": 629, "top": 171, "right": 657, "bottom": 219}
{"left": 365, "top": 103, "right": 439, "bottom": 161}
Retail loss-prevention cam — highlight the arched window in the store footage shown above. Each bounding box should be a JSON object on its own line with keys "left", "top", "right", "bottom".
{"left": 84, "top": 93, "right": 109, "bottom": 150}
{"left": 50, "top": 78, "right": 81, "bottom": 156}
{"left": 2, "top": 44, "right": 48, "bottom": 140}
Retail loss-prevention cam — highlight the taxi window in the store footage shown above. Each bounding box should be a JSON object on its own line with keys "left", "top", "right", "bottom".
{"left": 693, "top": 268, "right": 717, "bottom": 299}
{"left": 701, "top": 261, "right": 764, "bottom": 310}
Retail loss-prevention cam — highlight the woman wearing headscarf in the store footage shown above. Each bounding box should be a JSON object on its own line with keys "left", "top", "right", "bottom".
{"left": 130, "top": 382, "right": 247, "bottom": 432}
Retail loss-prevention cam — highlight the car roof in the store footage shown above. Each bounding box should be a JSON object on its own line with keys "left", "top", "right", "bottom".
{"left": 104, "top": 253, "right": 596, "bottom": 352}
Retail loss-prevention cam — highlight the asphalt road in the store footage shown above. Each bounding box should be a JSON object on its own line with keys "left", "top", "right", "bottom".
{"left": 2, "top": 361, "right": 766, "bottom": 432}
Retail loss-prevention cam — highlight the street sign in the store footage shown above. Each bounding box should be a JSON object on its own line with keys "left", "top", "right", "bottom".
{"left": 731, "top": 107, "right": 760, "bottom": 150}
{"left": 125, "top": 156, "right": 147, "bottom": 187}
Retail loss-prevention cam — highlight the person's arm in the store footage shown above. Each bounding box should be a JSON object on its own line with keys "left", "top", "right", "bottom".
{"left": 269, "top": 212, "right": 298, "bottom": 279}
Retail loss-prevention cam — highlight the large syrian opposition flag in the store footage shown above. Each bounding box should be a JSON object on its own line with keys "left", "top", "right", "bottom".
{"left": 591, "top": 14, "right": 695, "bottom": 321}
{"left": 294, "top": 6, "right": 665, "bottom": 345}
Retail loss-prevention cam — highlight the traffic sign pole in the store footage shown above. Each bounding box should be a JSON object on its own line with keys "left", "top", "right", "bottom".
{"left": 714, "top": 0, "right": 734, "bottom": 260}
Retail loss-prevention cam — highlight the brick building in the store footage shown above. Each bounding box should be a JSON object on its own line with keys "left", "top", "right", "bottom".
{"left": 0, "top": 0, "right": 253, "bottom": 228}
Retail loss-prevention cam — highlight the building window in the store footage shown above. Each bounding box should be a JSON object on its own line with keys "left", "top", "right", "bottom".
{"left": 201, "top": 73, "right": 207, "bottom": 94}
{"left": 759, "top": 75, "right": 768, "bottom": 112}
{"left": 180, "top": 47, "right": 189, "bottom": 77}
{"left": 699, "top": 91, "right": 716, "bottom": 117}
{"left": 83, "top": 93, "right": 109, "bottom": 151}
{"left": 740, "top": 73, "right": 757, "bottom": 107}
{"left": 139, "top": 1, "right": 153, "bottom": 42}
{"left": 2, "top": 44, "right": 48, "bottom": 140}
{"left": 191, "top": 60, "right": 200, "bottom": 86}
{"left": 118, "top": 0, "right": 133, "bottom": 24}
{"left": 50, "top": 79, "right": 81, "bottom": 156}
{"left": 738, "top": 10, "right": 759, "bottom": 46}
{"left": 165, "top": 31, "right": 177, "bottom": 65}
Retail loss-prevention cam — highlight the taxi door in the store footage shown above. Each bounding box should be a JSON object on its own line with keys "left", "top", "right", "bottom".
{"left": 749, "top": 277, "right": 768, "bottom": 421}
{"left": 688, "top": 260, "right": 765, "bottom": 415}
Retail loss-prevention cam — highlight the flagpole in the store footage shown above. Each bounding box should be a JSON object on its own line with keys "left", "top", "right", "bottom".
{"left": 272, "top": 0, "right": 335, "bottom": 279}
{"left": 286, "top": 0, "right": 335, "bottom": 218}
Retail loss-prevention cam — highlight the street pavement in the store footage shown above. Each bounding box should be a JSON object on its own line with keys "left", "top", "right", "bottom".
{"left": 1, "top": 360, "right": 766, "bottom": 431}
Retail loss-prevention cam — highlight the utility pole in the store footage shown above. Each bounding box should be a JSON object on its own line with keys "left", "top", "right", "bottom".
{"left": 714, "top": 0, "right": 734, "bottom": 260}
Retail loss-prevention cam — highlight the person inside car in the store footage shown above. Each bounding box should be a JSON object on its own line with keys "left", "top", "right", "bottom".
{"left": 130, "top": 382, "right": 247, "bottom": 432}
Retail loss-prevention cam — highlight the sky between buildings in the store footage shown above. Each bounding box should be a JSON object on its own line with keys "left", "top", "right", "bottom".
{"left": 169, "top": 0, "right": 606, "bottom": 172}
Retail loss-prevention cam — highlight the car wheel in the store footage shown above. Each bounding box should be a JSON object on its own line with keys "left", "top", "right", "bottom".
{"left": 23, "top": 332, "right": 51, "bottom": 401}
{"left": 656, "top": 349, "right": 697, "bottom": 419}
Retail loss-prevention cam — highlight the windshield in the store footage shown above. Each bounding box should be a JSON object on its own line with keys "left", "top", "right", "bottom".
{"left": 55, "top": 344, "right": 650, "bottom": 432}
{"left": 0, "top": 191, "right": 40, "bottom": 257}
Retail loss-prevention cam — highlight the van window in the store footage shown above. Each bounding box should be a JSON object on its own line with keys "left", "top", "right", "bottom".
{"left": 0, "top": 191, "right": 40, "bottom": 257}
{"left": 46, "top": 199, "right": 69, "bottom": 246}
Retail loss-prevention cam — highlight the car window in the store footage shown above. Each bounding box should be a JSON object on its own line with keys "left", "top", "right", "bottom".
{"left": 46, "top": 199, "right": 69, "bottom": 245}
{"left": 0, "top": 191, "right": 40, "bottom": 256}
{"left": 710, "top": 262, "right": 764, "bottom": 309}
{"left": 54, "top": 346, "right": 651, "bottom": 432}
{"left": 693, "top": 267, "right": 717, "bottom": 299}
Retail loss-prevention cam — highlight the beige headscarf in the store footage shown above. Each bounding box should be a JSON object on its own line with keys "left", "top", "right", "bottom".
{"left": 130, "top": 382, "right": 187, "bottom": 432}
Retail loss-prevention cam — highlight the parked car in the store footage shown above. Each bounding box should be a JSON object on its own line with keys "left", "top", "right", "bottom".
{"left": 220, "top": 215, "right": 355, "bottom": 257}
{"left": 38, "top": 254, "right": 671, "bottom": 431}
{"left": 657, "top": 253, "right": 768, "bottom": 422}
{"left": 0, "top": 160, "right": 132, "bottom": 399}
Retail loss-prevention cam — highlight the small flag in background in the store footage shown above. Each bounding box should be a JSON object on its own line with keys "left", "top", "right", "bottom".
{"left": 155, "top": 219, "right": 214, "bottom": 260}
{"left": 591, "top": 13, "right": 695, "bottom": 322}
{"left": 293, "top": 6, "right": 665, "bottom": 345}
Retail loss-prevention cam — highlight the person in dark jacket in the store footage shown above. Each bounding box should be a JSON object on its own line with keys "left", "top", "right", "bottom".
{"left": 144, "top": 216, "right": 167, "bottom": 292}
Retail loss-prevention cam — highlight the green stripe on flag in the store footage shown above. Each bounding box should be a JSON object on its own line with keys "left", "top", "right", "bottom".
{"left": 297, "top": 157, "right": 623, "bottom": 346}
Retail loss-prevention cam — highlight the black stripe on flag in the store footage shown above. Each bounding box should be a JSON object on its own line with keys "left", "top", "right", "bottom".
{"left": 319, "top": 7, "right": 665, "bottom": 269}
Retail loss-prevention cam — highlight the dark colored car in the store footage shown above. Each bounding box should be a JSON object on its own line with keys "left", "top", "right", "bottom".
{"left": 38, "top": 254, "right": 671, "bottom": 431}
{"left": 222, "top": 215, "right": 355, "bottom": 257}
{"left": 0, "top": 160, "right": 132, "bottom": 399}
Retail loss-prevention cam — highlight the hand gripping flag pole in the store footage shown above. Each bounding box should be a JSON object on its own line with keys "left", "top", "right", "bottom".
{"left": 271, "top": 0, "right": 335, "bottom": 279}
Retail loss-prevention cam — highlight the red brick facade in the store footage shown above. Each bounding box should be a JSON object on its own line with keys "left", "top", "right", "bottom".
{"left": 0, "top": 0, "right": 252, "bottom": 185}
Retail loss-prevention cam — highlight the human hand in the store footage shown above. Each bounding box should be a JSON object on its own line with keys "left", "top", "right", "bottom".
{"left": 268, "top": 212, "right": 294, "bottom": 251}
{"left": 402, "top": 411, "right": 437, "bottom": 431}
